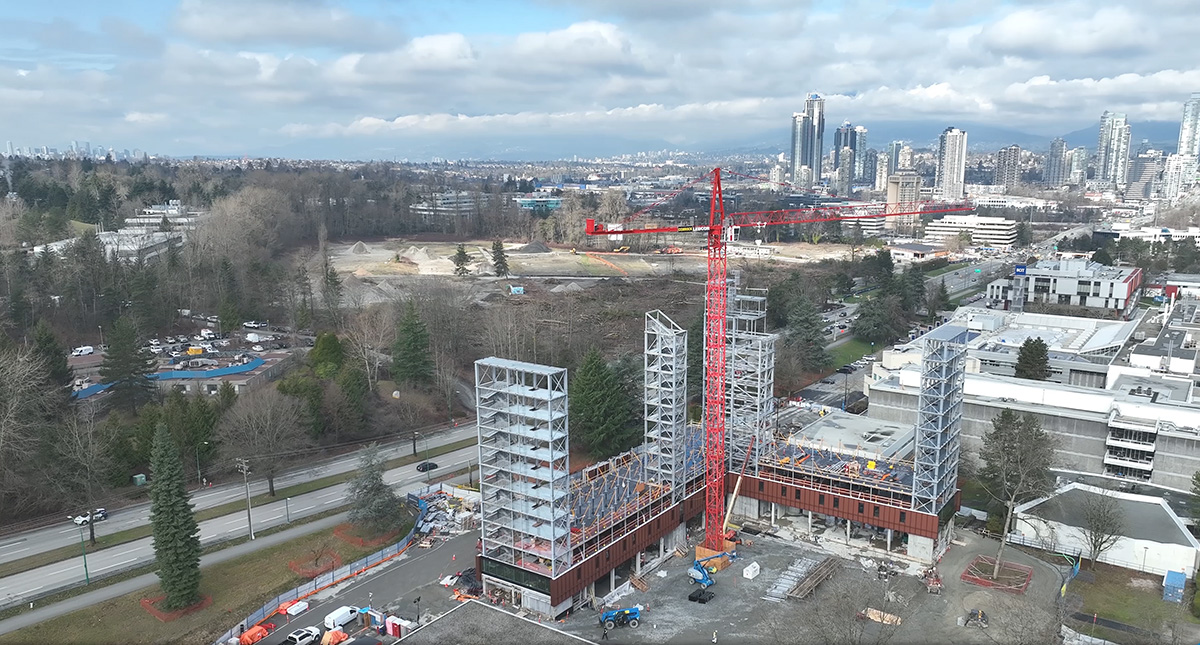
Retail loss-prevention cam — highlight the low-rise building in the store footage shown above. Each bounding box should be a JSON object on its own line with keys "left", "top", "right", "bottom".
{"left": 32, "top": 230, "right": 181, "bottom": 263}
{"left": 412, "top": 191, "right": 477, "bottom": 224}
{"left": 924, "top": 214, "right": 1018, "bottom": 248}
{"left": 886, "top": 243, "right": 947, "bottom": 264}
{"left": 122, "top": 200, "right": 206, "bottom": 234}
{"left": 986, "top": 259, "right": 1143, "bottom": 319}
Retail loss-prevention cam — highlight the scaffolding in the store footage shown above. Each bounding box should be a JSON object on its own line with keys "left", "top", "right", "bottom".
{"left": 644, "top": 311, "right": 689, "bottom": 502}
{"left": 726, "top": 286, "right": 776, "bottom": 475}
{"left": 911, "top": 326, "right": 969, "bottom": 516}
{"left": 475, "top": 357, "right": 572, "bottom": 578}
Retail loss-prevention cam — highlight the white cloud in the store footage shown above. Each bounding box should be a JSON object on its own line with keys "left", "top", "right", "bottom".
{"left": 124, "top": 112, "right": 168, "bottom": 124}
{"left": 173, "top": 0, "right": 402, "bottom": 50}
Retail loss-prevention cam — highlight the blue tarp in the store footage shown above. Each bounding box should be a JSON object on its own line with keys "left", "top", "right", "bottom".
{"left": 71, "top": 357, "right": 266, "bottom": 399}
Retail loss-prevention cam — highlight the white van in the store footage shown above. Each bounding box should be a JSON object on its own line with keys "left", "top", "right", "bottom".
{"left": 71, "top": 346, "right": 94, "bottom": 357}
{"left": 323, "top": 605, "right": 360, "bottom": 631}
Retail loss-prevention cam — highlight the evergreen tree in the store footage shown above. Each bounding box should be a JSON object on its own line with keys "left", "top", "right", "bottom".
{"left": 569, "top": 348, "right": 636, "bottom": 458}
{"left": 215, "top": 381, "right": 238, "bottom": 413}
{"left": 851, "top": 295, "right": 905, "bottom": 345}
{"left": 925, "top": 279, "right": 951, "bottom": 318}
{"left": 786, "top": 296, "right": 831, "bottom": 372}
{"left": 392, "top": 301, "right": 432, "bottom": 385}
{"left": 99, "top": 316, "right": 156, "bottom": 412}
{"left": 1014, "top": 337, "right": 1051, "bottom": 381}
{"left": 334, "top": 364, "right": 369, "bottom": 434}
{"left": 346, "top": 443, "right": 405, "bottom": 535}
{"left": 309, "top": 332, "right": 345, "bottom": 379}
{"left": 452, "top": 244, "right": 471, "bottom": 276}
{"left": 1091, "top": 246, "right": 1114, "bottom": 266}
{"left": 187, "top": 395, "right": 218, "bottom": 475}
{"left": 491, "top": 240, "right": 510, "bottom": 278}
{"left": 148, "top": 422, "right": 201, "bottom": 610}
{"left": 686, "top": 315, "right": 704, "bottom": 402}
{"left": 218, "top": 299, "right": 241, "bottom": 334}
{"left": 979, "top": 410, "right": 1056, "bottom": 578}
{"left": 32, "top": 320, "right": 73, "bottom": 387}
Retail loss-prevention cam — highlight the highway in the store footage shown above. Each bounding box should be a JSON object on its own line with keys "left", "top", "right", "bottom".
{"left": 0, "top": 444, "right": 478, "bottom": 608}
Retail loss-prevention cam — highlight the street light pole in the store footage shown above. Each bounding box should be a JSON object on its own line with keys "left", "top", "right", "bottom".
{"left": 196, "top": 440, "right": 209, "bottom": 487}
{"left": 236, "top": 457, "right": 255, "bottom": 540}
{"left": 78, "top": 526, "right": 90, "bottom": 585}
{"left": 1142, "top": 546, "right": 1149, "bottom": 572}
{"left": 97, "top": 325, "right": 104, "bottom": 347}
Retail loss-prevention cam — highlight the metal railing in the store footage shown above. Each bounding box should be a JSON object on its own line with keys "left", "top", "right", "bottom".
{"left": 210, "top": 494, "right": 434, "bottom": 645}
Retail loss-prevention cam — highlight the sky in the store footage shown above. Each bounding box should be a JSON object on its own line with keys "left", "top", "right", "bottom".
{"left": 2, "top": 0, "right": 1198, "bottom": 160}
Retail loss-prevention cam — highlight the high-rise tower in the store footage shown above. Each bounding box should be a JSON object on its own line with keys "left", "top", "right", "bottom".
{"left": 803, "top": 93, "right": 825, "bottom": 184}
{"left": 994, "top": 145, "right": 1021, "bottom": 190}
{"left": 1045, "top": 138, "right": 1068, "bottom": 187}
{"left": 1097, "top": 111, "right": 1131, "bottom": 187}
{"left": 789, "top": 112, "right": 812, "bottom": 186}
{"left": 1179, "top": 92, "right": 1200, "bottom": 159}
{"left": 935, "top": 127, "right": 968, "bottom": 200}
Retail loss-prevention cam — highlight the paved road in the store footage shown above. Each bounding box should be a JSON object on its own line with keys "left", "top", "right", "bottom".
{"left": 0, "top": 445, "right": 479, "bottom": 607}
{"left": 255, "top": 531, "right": 480, "bottom": 645}
{"left": 0, "top": 422, "right": 475, "bottom": 569}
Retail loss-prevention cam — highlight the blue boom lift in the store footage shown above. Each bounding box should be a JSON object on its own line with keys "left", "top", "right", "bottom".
{"left": 688, "top": 552, "right": 735, "bottom": 589}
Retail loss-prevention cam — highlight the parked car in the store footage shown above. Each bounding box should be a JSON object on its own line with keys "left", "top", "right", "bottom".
{"left": 71, "top": 346, "right": 95, "bottom": 356}
{"left": 170, "top": 351, "right": 182, "bottom": 358}
{"left": 284, "top": 627, "right": 321, "bottom": 645}
{"left": 820, "top": 378, "right": 835, "bottom": 384}
{"left": 149, "top": 346, "right": 164, "bottom": 354}
{"left": 251, "top": 344, "right": 265, "bottom": 352}
{"left": 71, "top": 508, "right": 108, "bottom": 525}
{"left": 148, "top": 338, "right": 160, "bottom": 346}
{"left": 205, "top": 315, "right": 219, "bottom": 323}
{"left": 324, "top": 606, "right": 361, "bottom": 631}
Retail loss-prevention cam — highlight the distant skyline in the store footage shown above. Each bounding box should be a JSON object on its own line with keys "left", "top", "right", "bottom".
{"left": 3, "top": 0, "right": 1199, "bottom": 160}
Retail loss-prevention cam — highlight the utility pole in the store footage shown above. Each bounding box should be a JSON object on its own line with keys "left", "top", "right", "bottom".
{"left": 236, "top": 458, "right": 255, "bottom": 540}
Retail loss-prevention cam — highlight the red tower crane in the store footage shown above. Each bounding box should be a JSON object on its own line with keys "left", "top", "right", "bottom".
{"left": 585, "top": 167, "right": 972, "bottom": 551}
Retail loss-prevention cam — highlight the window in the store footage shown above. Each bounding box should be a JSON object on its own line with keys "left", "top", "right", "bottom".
{"left": 833, "top": 498, "right": 839, "bottom": 509}
{"left": 857, "top": 502, "right": 864, "bottom": 514}
{"left": 873, "top": 505, "right": 880, "bottom": 518}
{"left": 758, "top": 481, "right": 763, "bottom": 492}
{"left": 899, "top": 511, "right": 906, "bottom": 524}
{"left": 781, "top": 485, "right": 786, "bottom": 496}
{"left": 818, "top": 494, "right": 825, "bottom": 506}
{"left": 795, "top": 489, "right": 802, "bottom": 501}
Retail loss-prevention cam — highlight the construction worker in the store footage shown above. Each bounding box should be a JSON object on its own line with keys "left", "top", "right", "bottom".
{"left": 602, "top": 627, "right": 609, "bottom": 640}
{"left": 712, "top": 629, "right": 718, "bottom": 643}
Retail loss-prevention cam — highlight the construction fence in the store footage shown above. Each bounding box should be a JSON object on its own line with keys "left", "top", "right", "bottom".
{"left": 210, "top": 491, "right": 436, "bottom": 645}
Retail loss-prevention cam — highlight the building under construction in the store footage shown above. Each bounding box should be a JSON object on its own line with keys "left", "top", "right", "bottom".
{"left": 474, "top": 294, "right": 969, "bottom": 618}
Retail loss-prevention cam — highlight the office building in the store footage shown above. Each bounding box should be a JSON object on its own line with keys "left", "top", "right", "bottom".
{"left": 994, "top": 145, "right": 1021, "bottom": 190}
{"left": 412, "top": 191, "right": 478, "bottom": 224}
{"left": 1179, "top": 92, "right": 1200, "bottom": 159}
{"left": 899, "top": 145, "right": 913, "bottom": 170}
{"left": 833, "top": 122, "right": 866, "bottom": 178}
{"left": 935, "top": 127, "right": 968, "bottom": 200}
{"left": 1069, "top": 147, "right": 1089, "bottom": 185}
{"left": 122, "top": 200, "right": 207, "bottom": 234}
{"left": 986, "top": 258, "right": 1144, "bottom": 319}
{"left": 924, "top": 213, "right": 1016, "bottom": 248}
{"left": 862, "top": 148, "right": 878, "bottom": 186}
{"left": 853, "top": 127, "right": 869, "bottom": 180}
{"left": 1098, "top": 111, "right": 1132, "bottom": 188}
{"left": 886, "top": 141, "right": 904, "bottom": 174}
{"left": 1127, "top": 151, "right": 1163, "bottom": 201}
{"left": 1046, "top": 138, "right": 1068, "bottom": 187}
{"left": 874, "top": 154, "right": 890, "bottom": 191}
{"left": 790, "top": 112, "right": 812, "bottom": 186}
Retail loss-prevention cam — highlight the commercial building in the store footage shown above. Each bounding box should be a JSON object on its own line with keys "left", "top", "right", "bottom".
{"left": 1046, "top": 138, "right": 1068, "bottom": 187}
{"left": 923, "top": 214, "right": 1017, "bottom": 248}
{"left": 986, "top": 258, "right": 1144, "bottom": 319}
{"left": 1097, "top": 223, "right": 1200, "bottom": 245}
{"left": 886, "top": 243, "right": 947, "bottom": 264}
{"left": 412, "top": 191, "right": 477, "bottom": 224}
{"left": 935, "top": 127, "right": 968, "bottom": 200}
{"left": 1098, "top": 111, "right": 1132, "bottom": 188}
{"left": 871, "top": 306, "right": 1139, "bottom": 389}
{"left": 994, "top": 145, "right": 1021, "bottom": 190}
{"left": 122, "top": 200, "right": 206, "bottom": 234}
{"left": 31, "top": 230, "right": 181, "bottom": 263}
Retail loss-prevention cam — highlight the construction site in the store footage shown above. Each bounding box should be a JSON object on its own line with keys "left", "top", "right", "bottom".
{"left": 462, "top": 168, "right": 1055, "bottom": 642}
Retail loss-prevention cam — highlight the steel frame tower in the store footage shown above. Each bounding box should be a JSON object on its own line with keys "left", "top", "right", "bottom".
{"left": 644, "top": 311, "right": 689, "bottom": 502}
{"left": 476, "top": 358, "right": 572, "bottom": 577}
{"left": 725, "top": 287, "right": 776, "bottom": 476}
{"left": 911, "top": 326, "right": 968, "bottom": 516}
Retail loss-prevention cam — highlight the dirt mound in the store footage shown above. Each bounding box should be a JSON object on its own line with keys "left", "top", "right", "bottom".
{"left": 401, "top": 246, "right": 434, "bottom": 262}
{"left": 350, "top": 241, "right": 371, "bottom": 254}
{"left": 518, "top": 241, "right": 552, "bottom": 253}
{"left": 353, "top": 267, "right": 371, "bottom": 277}
{"left": 551, "top": 282, "right": 584, "bottom": 293}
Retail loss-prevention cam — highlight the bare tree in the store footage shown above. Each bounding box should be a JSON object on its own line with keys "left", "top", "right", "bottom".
{"left": 433, "top": 349, "right": 458, "bottom": 417}
{"left": 481, "top": 304, "right": 538, "bottom": 362}
{"left": 0, "top": 349, "right": 58, "bottom": 515}
{"left": 1079, "top": 490, "right": 1125, "bottom": 569}
{"left": 978, "top": 409, "right": 1057, "bottom": 579}
{"left": 769, "top": 573, "right": 905, "bottom": 645}
{"left": 343, "top": 304, "right": 395, "bottom": 390}
{"left": 217, "top": 387, "right": 310, "bottom": 496}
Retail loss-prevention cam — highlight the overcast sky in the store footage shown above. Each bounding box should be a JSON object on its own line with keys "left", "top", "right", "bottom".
{"left": 3, "top": 0, "right": 1197, "bottom": 160}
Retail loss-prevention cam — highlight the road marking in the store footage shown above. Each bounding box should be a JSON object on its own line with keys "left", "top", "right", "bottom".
{"left": 295, "top": 506, "right": 315, "bottom": 513}
{"left": 95, "top": 558, "right": 138, "bottom": 572}
{"left": 47, "top": 565, "right": 77, "bottom": 576}
{"left": 112, "top": 547, "right": 142, "bottom": 558}
{"left": 0, "top": 539, "right": 27, "bottom": 550}
{"left": 262, "top": 514, "right": 282, "bottom": 522}
{"left": 0, "top": 547, "right": 28, "bottom": 556}
{"left": 316, "top": 489, "right": 343, "bottom": 499}
{"left": 18, "top": 585, "right": 43, "bottom": 595}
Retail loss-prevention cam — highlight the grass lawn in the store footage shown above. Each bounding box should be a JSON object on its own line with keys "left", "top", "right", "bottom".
{"left": 0, "top": 437, "right": 476, "bottom": 580}
{"left": 949, "top": 287, "right": 986, "bottom": 306}
{"left": 1072, "top": 562, "right": 1200, "bottom": 630}
{"left": 0, "top": 521, "right": 395, "bottom": 645}
{"left": 828, "top": 338, "right": 875, "bottom": 367}
{"left": 67, "top": 220, "right": 97, "bottom": 236}
{"left": 924, "top": 263, "right": 963, "bottom": 278}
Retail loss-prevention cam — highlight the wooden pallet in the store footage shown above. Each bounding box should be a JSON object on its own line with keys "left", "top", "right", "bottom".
{"left": 788, "top": 557, "right": 840, "bottom": 599}
{"left": 628, "top": 574, "right": 649, "bottom": 592}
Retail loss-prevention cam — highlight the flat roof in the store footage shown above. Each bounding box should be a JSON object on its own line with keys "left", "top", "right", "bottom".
{"left": 475, "top": 356, "right": 567, "bottom": 376}
{"left": 903, "top": 307, "right": 1138, "bottom": 361}
{"left": 777, "top": 407, "right": 914, "bottom": 460}
{"left": 1022, "top": 486, "right": 1197, "bottom": 547}
{"left": 399, "top": 600, "right": 594, "bottom": 644}
{"left": 1110, "top": 374, "right": 1192, "bottom": 402}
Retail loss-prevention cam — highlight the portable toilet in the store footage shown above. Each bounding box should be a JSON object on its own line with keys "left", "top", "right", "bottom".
{"left": 1163, "top": 570, "right": 1186, "bottom": 603}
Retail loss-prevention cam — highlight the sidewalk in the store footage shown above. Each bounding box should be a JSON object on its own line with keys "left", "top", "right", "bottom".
{"left": 0, "top": 513, "right": 347, "bottom": 637}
